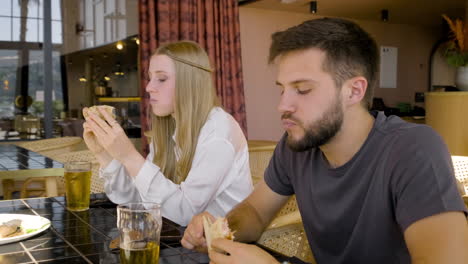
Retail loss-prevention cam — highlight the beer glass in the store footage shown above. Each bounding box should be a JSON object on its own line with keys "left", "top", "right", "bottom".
{"left": 64, "top": 161, "right": 92, "bottom": 211}
{"left": 118, "top": 203, "right": 162, "bottom": 264}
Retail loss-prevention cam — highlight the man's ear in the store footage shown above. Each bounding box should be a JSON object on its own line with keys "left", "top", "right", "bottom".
{"left": 343, "top": 76, "right": 367, "bottom": 106}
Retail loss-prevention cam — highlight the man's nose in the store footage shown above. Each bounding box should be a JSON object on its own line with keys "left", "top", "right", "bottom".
{"left": 277, "top": 92, "right": 295, "bottom": 114}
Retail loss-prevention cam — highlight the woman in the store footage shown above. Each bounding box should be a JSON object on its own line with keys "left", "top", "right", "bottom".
{"left": 83, "top": 41, "right": 253, "bottom": 226}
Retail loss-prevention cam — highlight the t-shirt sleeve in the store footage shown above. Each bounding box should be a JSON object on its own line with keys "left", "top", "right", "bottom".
{"left": 389, "top": 125, "right": 468, "bottom": 231}
{"left": 264, "top": 134, "right": 295, "bottom": 196}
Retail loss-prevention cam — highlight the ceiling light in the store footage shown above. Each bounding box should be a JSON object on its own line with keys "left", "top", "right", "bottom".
{"left": 114, "top": 63, "right": 124, "bottom": 76}
{"left": 79, "top": 76, "right": 87, "bottom": 82}
{"left": 116, "top": 41, "right": 124, "bottom": 50}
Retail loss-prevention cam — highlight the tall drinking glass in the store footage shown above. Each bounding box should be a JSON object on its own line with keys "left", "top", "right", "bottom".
{"left": 118, "top": 203, "right": 162, "bottom": 264}
{"left": 64, "top": 161, "right": 92, "bottom": 211}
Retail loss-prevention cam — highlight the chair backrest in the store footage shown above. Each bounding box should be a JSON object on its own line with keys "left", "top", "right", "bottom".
{"left": 16, "top": 136, "right": 83, "bottom": 151}
{"left": 257, "top": 222, "right": 316, "bottom": 263}
{"left": 247, "top": 140, "right": 299, "bottom": 217}
{"left": 452, "top": 155, "right": 468, "bottom": 195}
{"left": 16, "top": 137, "right": 83, "bottom": 160}
{"left": 54, "top": 150, "right": 104, "bottom": 194}
{"left": 248, "top": 140, "right": 276, "bottom": 185}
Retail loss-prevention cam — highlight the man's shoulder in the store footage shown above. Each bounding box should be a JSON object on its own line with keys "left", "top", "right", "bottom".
{"left": 372, "top": 114, "right": 449, "bottom": 165}
{"left": 374, "top": 113, "right": 440, "bottom": 144}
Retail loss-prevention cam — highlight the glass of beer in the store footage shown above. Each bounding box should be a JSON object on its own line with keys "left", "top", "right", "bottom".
{"left": 64, "top": 161, "right": 92, "bottom": 211}
{"left": 118, "top": 203, "right": 162, "bottom": 264}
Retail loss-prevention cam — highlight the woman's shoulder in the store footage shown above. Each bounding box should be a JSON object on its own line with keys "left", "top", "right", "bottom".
{"left": 199, "top": 107, "right": 246, "bottom": 145}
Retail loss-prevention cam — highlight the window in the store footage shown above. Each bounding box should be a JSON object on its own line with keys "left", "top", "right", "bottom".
{"left": 0, "top": 49, "right": 17, "bottom": 118}
{"left": 0, "top": 0, "right": 63, "bottom": 120}
{"left": 0, "top": 0, "right": 62, "bottom": 44}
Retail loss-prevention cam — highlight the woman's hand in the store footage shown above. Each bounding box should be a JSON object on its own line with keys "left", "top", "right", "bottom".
{"left": 82, "top": 120, "right": 105, "bottom": 155}
{"left": 85, "top": 107, "right": 138, "bottom": 163}
{"left": 181, "top": 212, "right": 216, "bottom": 252}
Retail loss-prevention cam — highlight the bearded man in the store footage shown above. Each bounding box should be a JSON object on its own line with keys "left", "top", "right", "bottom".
{"left": 182, "top": 17, "right": 468, "bottom": 264}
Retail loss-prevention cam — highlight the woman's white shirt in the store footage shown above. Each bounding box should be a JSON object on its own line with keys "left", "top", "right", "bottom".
{"left": 99, "top": 107, "right": 253, "bottom": 226}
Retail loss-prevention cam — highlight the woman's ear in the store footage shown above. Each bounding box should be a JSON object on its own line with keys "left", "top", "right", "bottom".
{"left": 343, "top": 76, "right": 367, "bottom": 106}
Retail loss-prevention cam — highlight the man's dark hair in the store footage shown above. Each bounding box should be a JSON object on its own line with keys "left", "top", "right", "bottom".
{"left": 269, "top": 17, "right": 379, "bottom": 109}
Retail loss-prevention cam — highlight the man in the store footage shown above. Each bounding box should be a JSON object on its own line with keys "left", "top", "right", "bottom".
{"left": 181, "top": 17, "right": 468, "bottom": 264}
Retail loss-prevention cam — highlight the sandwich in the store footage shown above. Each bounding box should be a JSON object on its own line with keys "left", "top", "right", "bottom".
{"left": 0, "top": 219, "right": 24, "bottom": 239}
{"left": 83, "top": 105, "right": 116, "bottom": 119}
{"left": 203, "top": 216, "right": 234, "bottom": 251}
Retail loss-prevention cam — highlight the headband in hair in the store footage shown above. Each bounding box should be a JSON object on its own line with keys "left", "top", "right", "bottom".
{"left": 165, "top": 50, "right": 213, "bottom": 73}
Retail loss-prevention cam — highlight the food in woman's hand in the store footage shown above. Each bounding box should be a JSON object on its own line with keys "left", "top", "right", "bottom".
{"left": 83, "top": 105, "right": 116, "bottom": 119}
{"left": 0, "top": 219, "right": 24, "bottom": 238}
{"left": 203, "top": 216, "right": 234, "bottom": 251}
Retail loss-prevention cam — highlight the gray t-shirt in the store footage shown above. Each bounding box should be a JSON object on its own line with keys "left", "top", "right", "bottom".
{"left": 265, "top": 111, "right": 467, "bottom": 264}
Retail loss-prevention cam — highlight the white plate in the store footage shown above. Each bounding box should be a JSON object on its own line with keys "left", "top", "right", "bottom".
{"left": 0, "top": 214, "right": 51, "bottom": 245}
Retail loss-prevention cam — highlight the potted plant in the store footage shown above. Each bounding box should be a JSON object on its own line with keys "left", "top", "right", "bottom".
{"left": 442, "top": 14, "right": 468, "bottom": 91}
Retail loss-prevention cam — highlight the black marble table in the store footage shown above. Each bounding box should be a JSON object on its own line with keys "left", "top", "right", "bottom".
{"left": 0, "top": 144, "right": 63, "bottom": 172}
{"left": 0, "top": 194, "right": 309, "bottom": 264}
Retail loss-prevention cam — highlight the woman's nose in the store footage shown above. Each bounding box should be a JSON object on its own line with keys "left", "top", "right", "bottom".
{"left": 145, "top": 80, "right": 156, "bottom": 93}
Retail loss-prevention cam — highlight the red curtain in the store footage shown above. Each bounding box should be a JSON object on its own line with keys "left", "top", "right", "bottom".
{"left": 139, "top": 0, "right": 247, "bottom": 152}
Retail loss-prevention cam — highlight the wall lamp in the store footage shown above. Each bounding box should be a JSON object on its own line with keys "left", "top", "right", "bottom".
{"left": 381, "top": 9, "right": 389, "bottom": 22}
{"left": 310, "top": 1, "right": 317, "bottom": 14}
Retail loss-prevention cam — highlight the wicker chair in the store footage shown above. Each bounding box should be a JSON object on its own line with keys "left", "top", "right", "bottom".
{"left": 16, "top": 136, "right": 83, "bottom": 160}
{"left": 258, "top": 221, "right": 315, "bottom": 263}
{"left": 248, "top": 140, "right": 299, "bottom": 217}
{"left": 257, "top": 195, "right": 316, "bottom": 263}
{"left": 452, "top": 156, "right": 468, "bottom": 193}
{"left": 248, "top": 140, "right": 276, "bottom": 185}
{"left": 2, "top": 137, "right": 84, "bottom": 199}
{"left": 451, "top": 156, "right": 468, "bottom": 206}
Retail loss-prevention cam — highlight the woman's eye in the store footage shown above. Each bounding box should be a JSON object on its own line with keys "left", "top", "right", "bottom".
{"left": 297, "top": 89, "right": 311, "bottom": 95}
{"left": 158, "top": 78, "right": 167, "bottom": 83}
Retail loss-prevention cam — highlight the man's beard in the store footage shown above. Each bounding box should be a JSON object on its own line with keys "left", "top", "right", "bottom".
{"left": 284, "top": 96, "right": 344, "bottom": 152}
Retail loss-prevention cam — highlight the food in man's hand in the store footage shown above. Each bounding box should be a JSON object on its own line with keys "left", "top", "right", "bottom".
{"left": 203, "top": 216, "right": 234, "bottom": 251}
{"left": 83, "top": 105, "right": 116, "bottom": 119}
{"left": 0, "top": 219, "right": 24, "bottom": 238}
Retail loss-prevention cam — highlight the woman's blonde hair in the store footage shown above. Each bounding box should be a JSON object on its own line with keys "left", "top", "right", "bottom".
{"left": 147, "top": 41, "right": 219, "bottom": 184}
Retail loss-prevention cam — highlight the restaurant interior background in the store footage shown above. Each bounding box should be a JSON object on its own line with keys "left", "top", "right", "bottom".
{"left": 0, "top": 0, "right": 466, "bottom": 144}
{"left": 0, "top": 0, "right": 140, "bottom": 141}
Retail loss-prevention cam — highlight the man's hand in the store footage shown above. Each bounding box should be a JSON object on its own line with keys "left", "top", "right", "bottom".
{"left": 208, "top": 238, "right": 279, "bottom": 264}
{"left": 181, "top": 212, "right": 215, "bottom": 252}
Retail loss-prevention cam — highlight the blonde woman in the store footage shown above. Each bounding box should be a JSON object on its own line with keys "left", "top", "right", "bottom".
{"left": 82, "top": 41, "right": 253, "bottom": 226}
